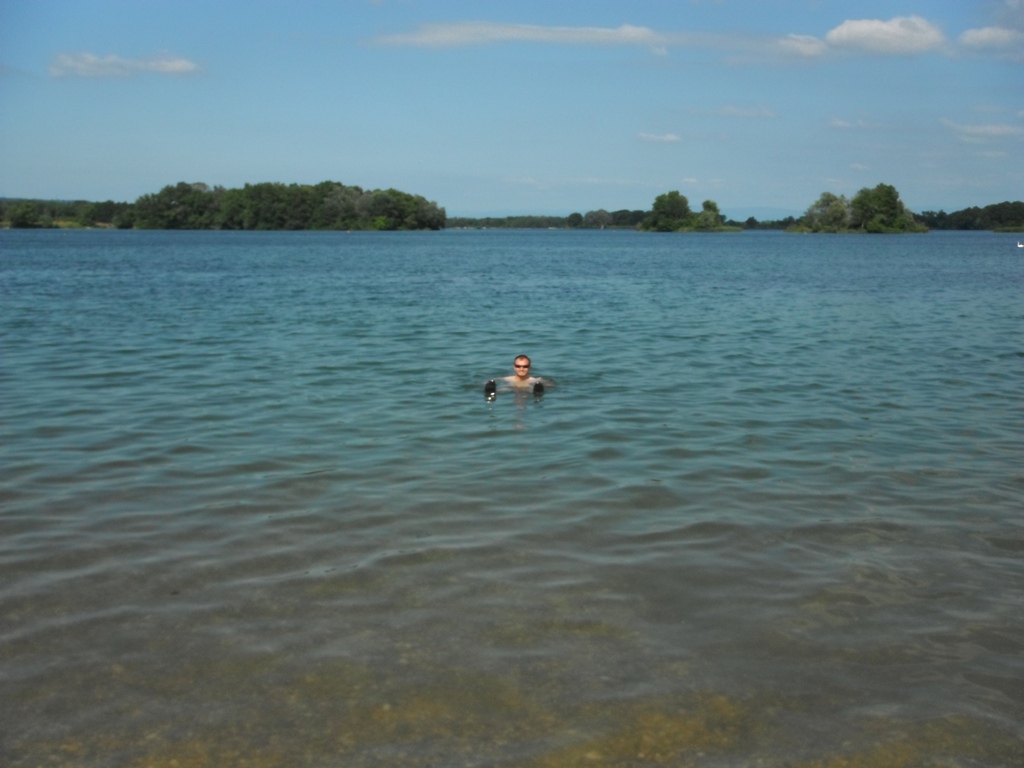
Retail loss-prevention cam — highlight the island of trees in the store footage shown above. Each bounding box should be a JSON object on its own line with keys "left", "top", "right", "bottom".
{"left": 3, "top": 180, "right": 1022, "bottom": 233}
{"left": 636, "top": 192, "right": 740, "bottom": 232}
{"left": 1, "top": 181, "right": 445, "bottom": 231}
{"left": 788, "top": 184, "right": 926, "bottom": 233}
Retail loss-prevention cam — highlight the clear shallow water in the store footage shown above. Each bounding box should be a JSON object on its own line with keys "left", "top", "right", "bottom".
{"left": 1, "top": 228, "right": 1022, "bottom": 767}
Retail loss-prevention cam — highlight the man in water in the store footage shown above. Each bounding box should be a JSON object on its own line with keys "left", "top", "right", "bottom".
{"left": 484, "top": 355, "right": 553, "bottom": 399}
{"left": 504, "top": 355, "right": 542, "bottom": 388}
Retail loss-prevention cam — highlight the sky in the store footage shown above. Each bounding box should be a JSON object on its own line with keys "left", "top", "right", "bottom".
{"left": 1, "top": 1, "right": 1021, "bottom": 219}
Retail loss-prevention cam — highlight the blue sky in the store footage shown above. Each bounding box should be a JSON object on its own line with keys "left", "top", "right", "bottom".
{"left": 1, "top": 1, "right": 1021, "bottom": 218}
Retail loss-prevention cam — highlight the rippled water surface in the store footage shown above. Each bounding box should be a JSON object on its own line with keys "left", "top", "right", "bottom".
{"left": 2, "top": 229, "right": 1022, "bottom": 767}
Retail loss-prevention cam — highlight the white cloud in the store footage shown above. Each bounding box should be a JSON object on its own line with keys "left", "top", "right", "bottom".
{"left": 959, "top": 26, "right": 1024, "bottom": 48}
{"left": 997, "top": 0, "right": 1024, "bottom": 26}
{"left": 639, "top": 133, "right": 682, "bottom": 143}
{"left": 825, "top": 16, "right": 946, "bottom": 54}
{"left": 50, "top": 53, "right": 199, "bottom": 78}
{"left": 941, "top": 118, "right": 1024, "bottom": 142}
{"left": 372, "top": 16, "right": 1021, "bottom": 62}
{"left": 375, "top": 22, "right": 668, "bottom": 52}
{"left": 776, "top": 34, "right": 827, "bottom": 57}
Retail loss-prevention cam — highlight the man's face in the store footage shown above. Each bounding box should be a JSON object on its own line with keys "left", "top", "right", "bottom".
{"left": 513, "top": 359, "right": 531, "bottom": 379}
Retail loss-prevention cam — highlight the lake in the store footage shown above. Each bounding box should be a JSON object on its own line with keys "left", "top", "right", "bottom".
{"left": 1, "top": 228, "right": 1022, "bottom": 767}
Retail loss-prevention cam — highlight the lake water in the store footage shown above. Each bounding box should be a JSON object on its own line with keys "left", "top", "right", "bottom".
{"left": 1, "top": 228, "right": 1022, "bottom": 767}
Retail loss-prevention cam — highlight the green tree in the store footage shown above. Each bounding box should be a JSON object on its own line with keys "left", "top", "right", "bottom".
{"left": 411, "top": 195, "right": 446, "bottom": 230}
{"left": 133, "top": 182, "right": 218, "bottom": 229}
{"left": 111, "top": 179, "right": 444, "bottom": 231}
{"left": 76, "top": 200, "right": 126, "bottom": 227}
{"left": 696, "top": 199, "right": 724, "bottom": 230}
{"left": 919, "top": 201, "right": 1024, "bottom": 231}
{"left": 851, "top": 183, "right": 895, "bottom": 231}
{"left": 282, "top": 184, "right": 317, "bottom": 229}
{"left": 244, "top": 183, "right": 290, "bottom": 229}
{"left": 801, "top": 192, "right": 851, "bottom": 232}
{"left": 794, "top": 184, "right": 924, "bottom": 233}
{"left": 213, "top": 187, "right": 248, "bottom": 229}
{"left": 643, "top": 191, "right": 691, "bottom": 231}
{"left": 317, "top": 183, "right": 363, "bottom": 229}
{"left": 610, "top": 209, "right": 646, "bottom": 228}
{"left": 849, "top": 183, "right": 923, "bottom": 232}
{"left": 352, "top": 188, "right": 445, "bottom": 230}
{"left": 113, "top": 208, "right": 136, "bottom": 229}
{"left": 9, "top": 201, "right": 41, "bottom": 228}
{"left": 566, "top": 212, "right": 584, "bottom": 228}
{"left": 583, "top": 209, "right": 612, "bottom": 229}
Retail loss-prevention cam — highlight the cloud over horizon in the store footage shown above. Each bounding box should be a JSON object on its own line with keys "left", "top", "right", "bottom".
{"left": 374, "top": 21, "right": 669, "bottom": 52}
{"left": 941, "top": 118, "right": 1024, "bottom": 142}
{"left": 638, "top": 133, "right": 682, "bottom": 143}
{"left": 373, "top": 15, "right": 1020, "bottom": 61}
{"left": 824, "top": 16, "right": 945, "bottom": 54}
{"left": 775, "top": 35, "right": 828, "bottom": 58}
{"left": 958, "top": 26, "right": 1024, "bottom": 52}
{"left": 49, "top": 53, "right": 199, "bottom": 78}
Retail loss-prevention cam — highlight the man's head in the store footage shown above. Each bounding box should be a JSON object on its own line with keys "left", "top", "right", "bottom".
{"left": 513, "top": 355, "right": 531, "bottom": 379}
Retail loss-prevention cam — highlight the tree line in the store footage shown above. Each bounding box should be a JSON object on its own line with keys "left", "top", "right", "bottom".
{"left": 1, "top": 181, "right": 446, "bottom": 231}
{"left": 916, "top": 201, "right": 1024, "bottom": 232}
{"left": 450, "top": 185, "right": 1024, "bottom": 233}
{"left": 791, "top": 183, "right": 927, "bottom": 233}
{"left": 4, "top": 183, "right": 1022, "bottom": 232}
{"left": 447, "top": 209, "right": 648, "bottom": 230}
{"left": 2, "top": 198, "right": 133, "bottom": 229}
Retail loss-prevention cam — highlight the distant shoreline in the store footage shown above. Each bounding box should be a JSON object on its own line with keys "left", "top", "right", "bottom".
{"left": 3, "top": 187, "right": 1022, "bottom": 233}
